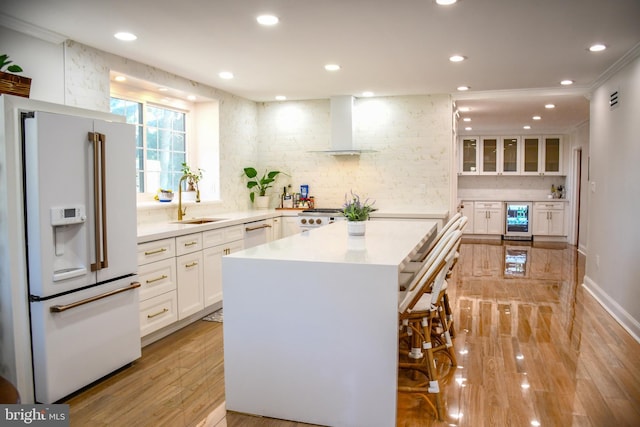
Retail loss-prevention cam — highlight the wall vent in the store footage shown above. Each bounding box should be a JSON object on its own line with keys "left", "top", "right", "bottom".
{"left": 609, "top": 90, "right": 619, "bottom": 110}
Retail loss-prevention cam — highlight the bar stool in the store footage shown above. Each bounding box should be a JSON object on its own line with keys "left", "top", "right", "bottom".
{"left": 397, "top": 230, "right": 462, "bottom": 421}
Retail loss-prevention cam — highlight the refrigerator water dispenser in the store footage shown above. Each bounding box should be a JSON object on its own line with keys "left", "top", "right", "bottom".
{"left": 51, "top": 206, "right": 88, "bottom": 281}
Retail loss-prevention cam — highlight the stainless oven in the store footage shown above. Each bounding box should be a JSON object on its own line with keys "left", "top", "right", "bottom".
{"left": 504, "top": 202, "right": 532, "bottom": 240}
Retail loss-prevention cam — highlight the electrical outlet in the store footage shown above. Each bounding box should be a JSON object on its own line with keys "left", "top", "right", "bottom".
{"left": 591, "top": 181, "right": 596, "bottom": 193}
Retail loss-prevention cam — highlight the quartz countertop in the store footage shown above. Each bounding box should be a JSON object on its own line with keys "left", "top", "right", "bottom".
{"left": 228, "top": 220, "right": 437, "bottom": 266}
{"left": 137, "top": 208, "right": 448, "bottom": 244}
{"left": 136, "top": 210, "right": 280, "bottom": 243}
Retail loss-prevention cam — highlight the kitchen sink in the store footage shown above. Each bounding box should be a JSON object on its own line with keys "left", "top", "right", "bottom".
{"left": 173, "top": 218, "right": 227, "bottom": 225}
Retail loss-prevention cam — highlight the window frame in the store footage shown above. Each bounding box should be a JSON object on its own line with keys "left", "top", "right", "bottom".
{"left": 109, "top": 91, "right": 193, "bottom": 197}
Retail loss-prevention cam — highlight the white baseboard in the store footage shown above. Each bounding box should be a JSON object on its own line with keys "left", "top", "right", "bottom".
{"left": 577, "top": 244, "right": 587, "bottom": 256}
{"left": 582, "top": 275, "right": 640, "bottom": 343}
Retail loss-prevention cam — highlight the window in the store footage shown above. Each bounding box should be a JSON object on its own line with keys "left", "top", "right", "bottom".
{"left": 110, "top": 97, "right": 187, "bottom": 193}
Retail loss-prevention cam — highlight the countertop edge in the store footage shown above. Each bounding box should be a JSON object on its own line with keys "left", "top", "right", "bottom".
{"left": 137, "top": 209, "right": 450, "bottom": 243}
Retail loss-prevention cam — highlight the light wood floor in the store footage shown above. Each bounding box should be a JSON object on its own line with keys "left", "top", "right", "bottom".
{"left": 64, "top": 240, "right": 640, "bottom": 426}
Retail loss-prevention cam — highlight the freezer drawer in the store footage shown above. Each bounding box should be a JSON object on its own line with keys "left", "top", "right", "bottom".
{"left": 30, "top": 278, "right": 141, "bottom": 403}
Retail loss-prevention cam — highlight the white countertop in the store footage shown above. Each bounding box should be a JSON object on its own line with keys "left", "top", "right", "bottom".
{"left": 228, "top": 220, "right": 437, "bottom": 267}
{"left": 136, "top": 208, "right": 448, "bottom": 243}
{"left": 136, "top": 209, "right": 279, "bottom": 243}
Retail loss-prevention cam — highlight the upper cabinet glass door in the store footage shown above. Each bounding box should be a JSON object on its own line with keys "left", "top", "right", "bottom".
{"left": 522, "top": 137, "right": 541, "bottom": 174}
{"left": 501, "top": 137, "right": 519, "bottom": 174}
{"left": 481, "top": 137, "right": 498, "bottom": 173}
{"left": 460, "top": 137, "right": 479, "bottom": 174}
{"left": 544, "top": 137, "right": 561, "bottom": 173}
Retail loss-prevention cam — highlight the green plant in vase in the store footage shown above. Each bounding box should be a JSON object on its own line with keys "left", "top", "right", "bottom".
{"left": 242, "top": 167, "right": 286, "bottom": 203}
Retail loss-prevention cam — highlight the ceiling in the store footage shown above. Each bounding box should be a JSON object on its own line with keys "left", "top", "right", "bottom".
{"left": 2, "top": 0, "right": 639, "bottom": 134}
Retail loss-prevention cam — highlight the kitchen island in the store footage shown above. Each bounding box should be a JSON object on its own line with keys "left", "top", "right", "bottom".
{"left": 222, "top": 220, "right": 438, "bottom": 427}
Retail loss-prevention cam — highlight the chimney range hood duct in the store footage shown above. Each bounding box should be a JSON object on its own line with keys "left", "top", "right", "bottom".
{"left": 314, "top": 95, "right": 376, "bottom": 156}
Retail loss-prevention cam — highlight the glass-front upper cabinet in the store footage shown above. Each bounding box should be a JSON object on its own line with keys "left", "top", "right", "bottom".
{"left": 520, "top": 136, "right": 563, "bottom": 175}
{"left": 501, "top": 137, "right": 520, "bottom": 174}
{"left": 522, "top": 136, "right": 541, "bottom": 175}
{"left": 544, "top": 137, "right": 561, "bottom": 174}
{"left": 480, "top": 137, "right": 498, "bottom": 174}
{"left": 459, "top": 137, "right": 479, "bottom": 174}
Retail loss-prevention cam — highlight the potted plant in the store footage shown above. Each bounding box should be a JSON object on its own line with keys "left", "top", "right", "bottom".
{"left": 242, "top": 167, "right": 286, "bottom": 209}
{"left": 0, "top": 54, "right": 31, "bottom": 98}
{"left": 342, "top": 191, "right": 375, "bottom": 236}
{"left": 181, "top": 162, "right": 204, "bottom": 202}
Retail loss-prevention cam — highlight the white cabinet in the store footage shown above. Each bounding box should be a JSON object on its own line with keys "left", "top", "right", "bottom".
{"left": 458, "top": 201, "right": 474, "bottom": 234}
{"left": 176, "top": 233, "right": 204, "bottom": 319}
{"left": 459, "top": 135, "right": 563, "bottom": 176}
{"left": 533, "top": 202, "right": 565, "bottom": 236}
{"left": 202, "top": 225, "right": 244, "bottom": 307}
{"left": 282, "top": 216, "right": 301, "bottom": 237}
{"left": 473, "top": 201, "right": 503, "bottom": 234}
{"left": 271, "top": 217, "right": 282, "bottom": 240}
{"left": 458, "top": 137, "right": 479, "bottom": 175}
{"left": 137, "top": 238, "right": 178, "bottom": 337}
{"left": 480, "top": 137, "right": 520, "bottom": 175}
{"left": 521, "top": 136, "right": 563, "bottom": 175}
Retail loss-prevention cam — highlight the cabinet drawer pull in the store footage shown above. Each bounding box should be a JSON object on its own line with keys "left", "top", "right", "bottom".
{"left": 146, "top": 274, "right": 168, "bottom": 284}
{"left": 184, "top": 241, "right": 198, "bottom": 247}
{"left": 144, "top": 248, "right": 167, "bottom": 256}
{"left": 185, "top": 261, "right": 198, "bottom": 268}
{"left": 147, "top": 308, "right": 169, "bottom": 318}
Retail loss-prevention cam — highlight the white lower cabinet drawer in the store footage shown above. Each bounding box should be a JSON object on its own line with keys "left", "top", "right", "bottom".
{"left": 139, "top": 290, "right": 178, "bottom": 337}
{"left": 137, "top": 238, "right": 176, "bottom": 265}
{"left": 138, "top": 258, "right": 176, "bottom": 301}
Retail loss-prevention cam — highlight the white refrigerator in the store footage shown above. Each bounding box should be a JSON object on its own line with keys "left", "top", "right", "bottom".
{"left": 23, "top": 111, "right": 141, "bottom": 403}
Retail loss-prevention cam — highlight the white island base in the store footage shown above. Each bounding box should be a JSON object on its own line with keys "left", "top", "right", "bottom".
{"left": 222, "top": 220, "right": 438, "bottom": 427}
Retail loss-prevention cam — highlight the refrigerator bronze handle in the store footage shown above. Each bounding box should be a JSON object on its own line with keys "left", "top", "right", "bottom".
{"left": 89, "top": 132, "right": 102, "bottom": 272}
{"left": 99, "top": 132, "right": 108, "bottom": 269}
{"left": 50, "top": 282, "right": 140, "bottom": 313}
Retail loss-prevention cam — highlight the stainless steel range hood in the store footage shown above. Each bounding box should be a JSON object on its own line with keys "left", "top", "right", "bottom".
{"left": 314, "top": 96, "right": 376, "bottom": 156}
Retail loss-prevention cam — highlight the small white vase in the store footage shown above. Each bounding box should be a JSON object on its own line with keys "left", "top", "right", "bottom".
{"left": 255, "top": 195, "right": 270, "bottom": 209}
{"left": 347, "top": 221, "right": 366, "bottom": 236}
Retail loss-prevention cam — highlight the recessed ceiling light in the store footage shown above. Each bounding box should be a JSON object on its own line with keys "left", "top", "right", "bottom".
{"left": 463, "top": 117, "right": 471, "bottom": 122}
{"left": 449, "top": 55, "right": 466, "bottom": 62}
{"left": 219, "top": 71, "right": 234, "bottom": 79}
{"left": 275, "top": 95, "right": 287, "bottom": 101}
{"left": 589, "top": 43, "right": 606, "bottom": 52}
{"left": 457, "top": 86, "right": 470, "bottom": 91}
{"left": 187, "top": 95, "right": 196, "bottom": 101}
{"left": 436, "top": 0, "right": 457, "bottom": 5}
{"left": 257, "top": 15, "right": 279, "bottom": 26}
{"left": 324, "top": 64, "right": 341, "bottom": 71}
{"left": 114, "top": 32, "right": 137, "bottom": 41}
{"left": 465, "top": 127, "right": 472, "bottom": 131}
{"left": 114, "top": 75, "right": 126, "bottom": 82}
{"left": 362, "top": 91, "right": 374, "bottom": 97}
{"left": 158, "top": 87, "right": 168, "bottom": 92}
{"left": 545, "top": 103, "right": 555, "bottom": 109}
{"left": 532, "top": 115, "right": 541, "bottom": 120}
{"left": 458, "top": 107, "right": 471, "bottom": 112}
{"left": 560, "top": 79, "right": 574, "bottom": 85}
{"left": 523, "top": 125, "right": 531, "bottom": 130}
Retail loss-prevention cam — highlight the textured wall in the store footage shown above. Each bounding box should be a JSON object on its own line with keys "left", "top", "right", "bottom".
{"left": 256, "top": 95, "right": 454, "bottom": 211}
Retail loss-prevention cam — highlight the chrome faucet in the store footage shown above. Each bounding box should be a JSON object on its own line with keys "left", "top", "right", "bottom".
{"left": 177, "top": 174, "right": 189, "bottom": 221}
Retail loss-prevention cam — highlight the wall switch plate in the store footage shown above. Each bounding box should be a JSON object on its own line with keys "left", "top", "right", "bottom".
{"left": 590, "top": 181, "right": 596, "bottom": 193}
